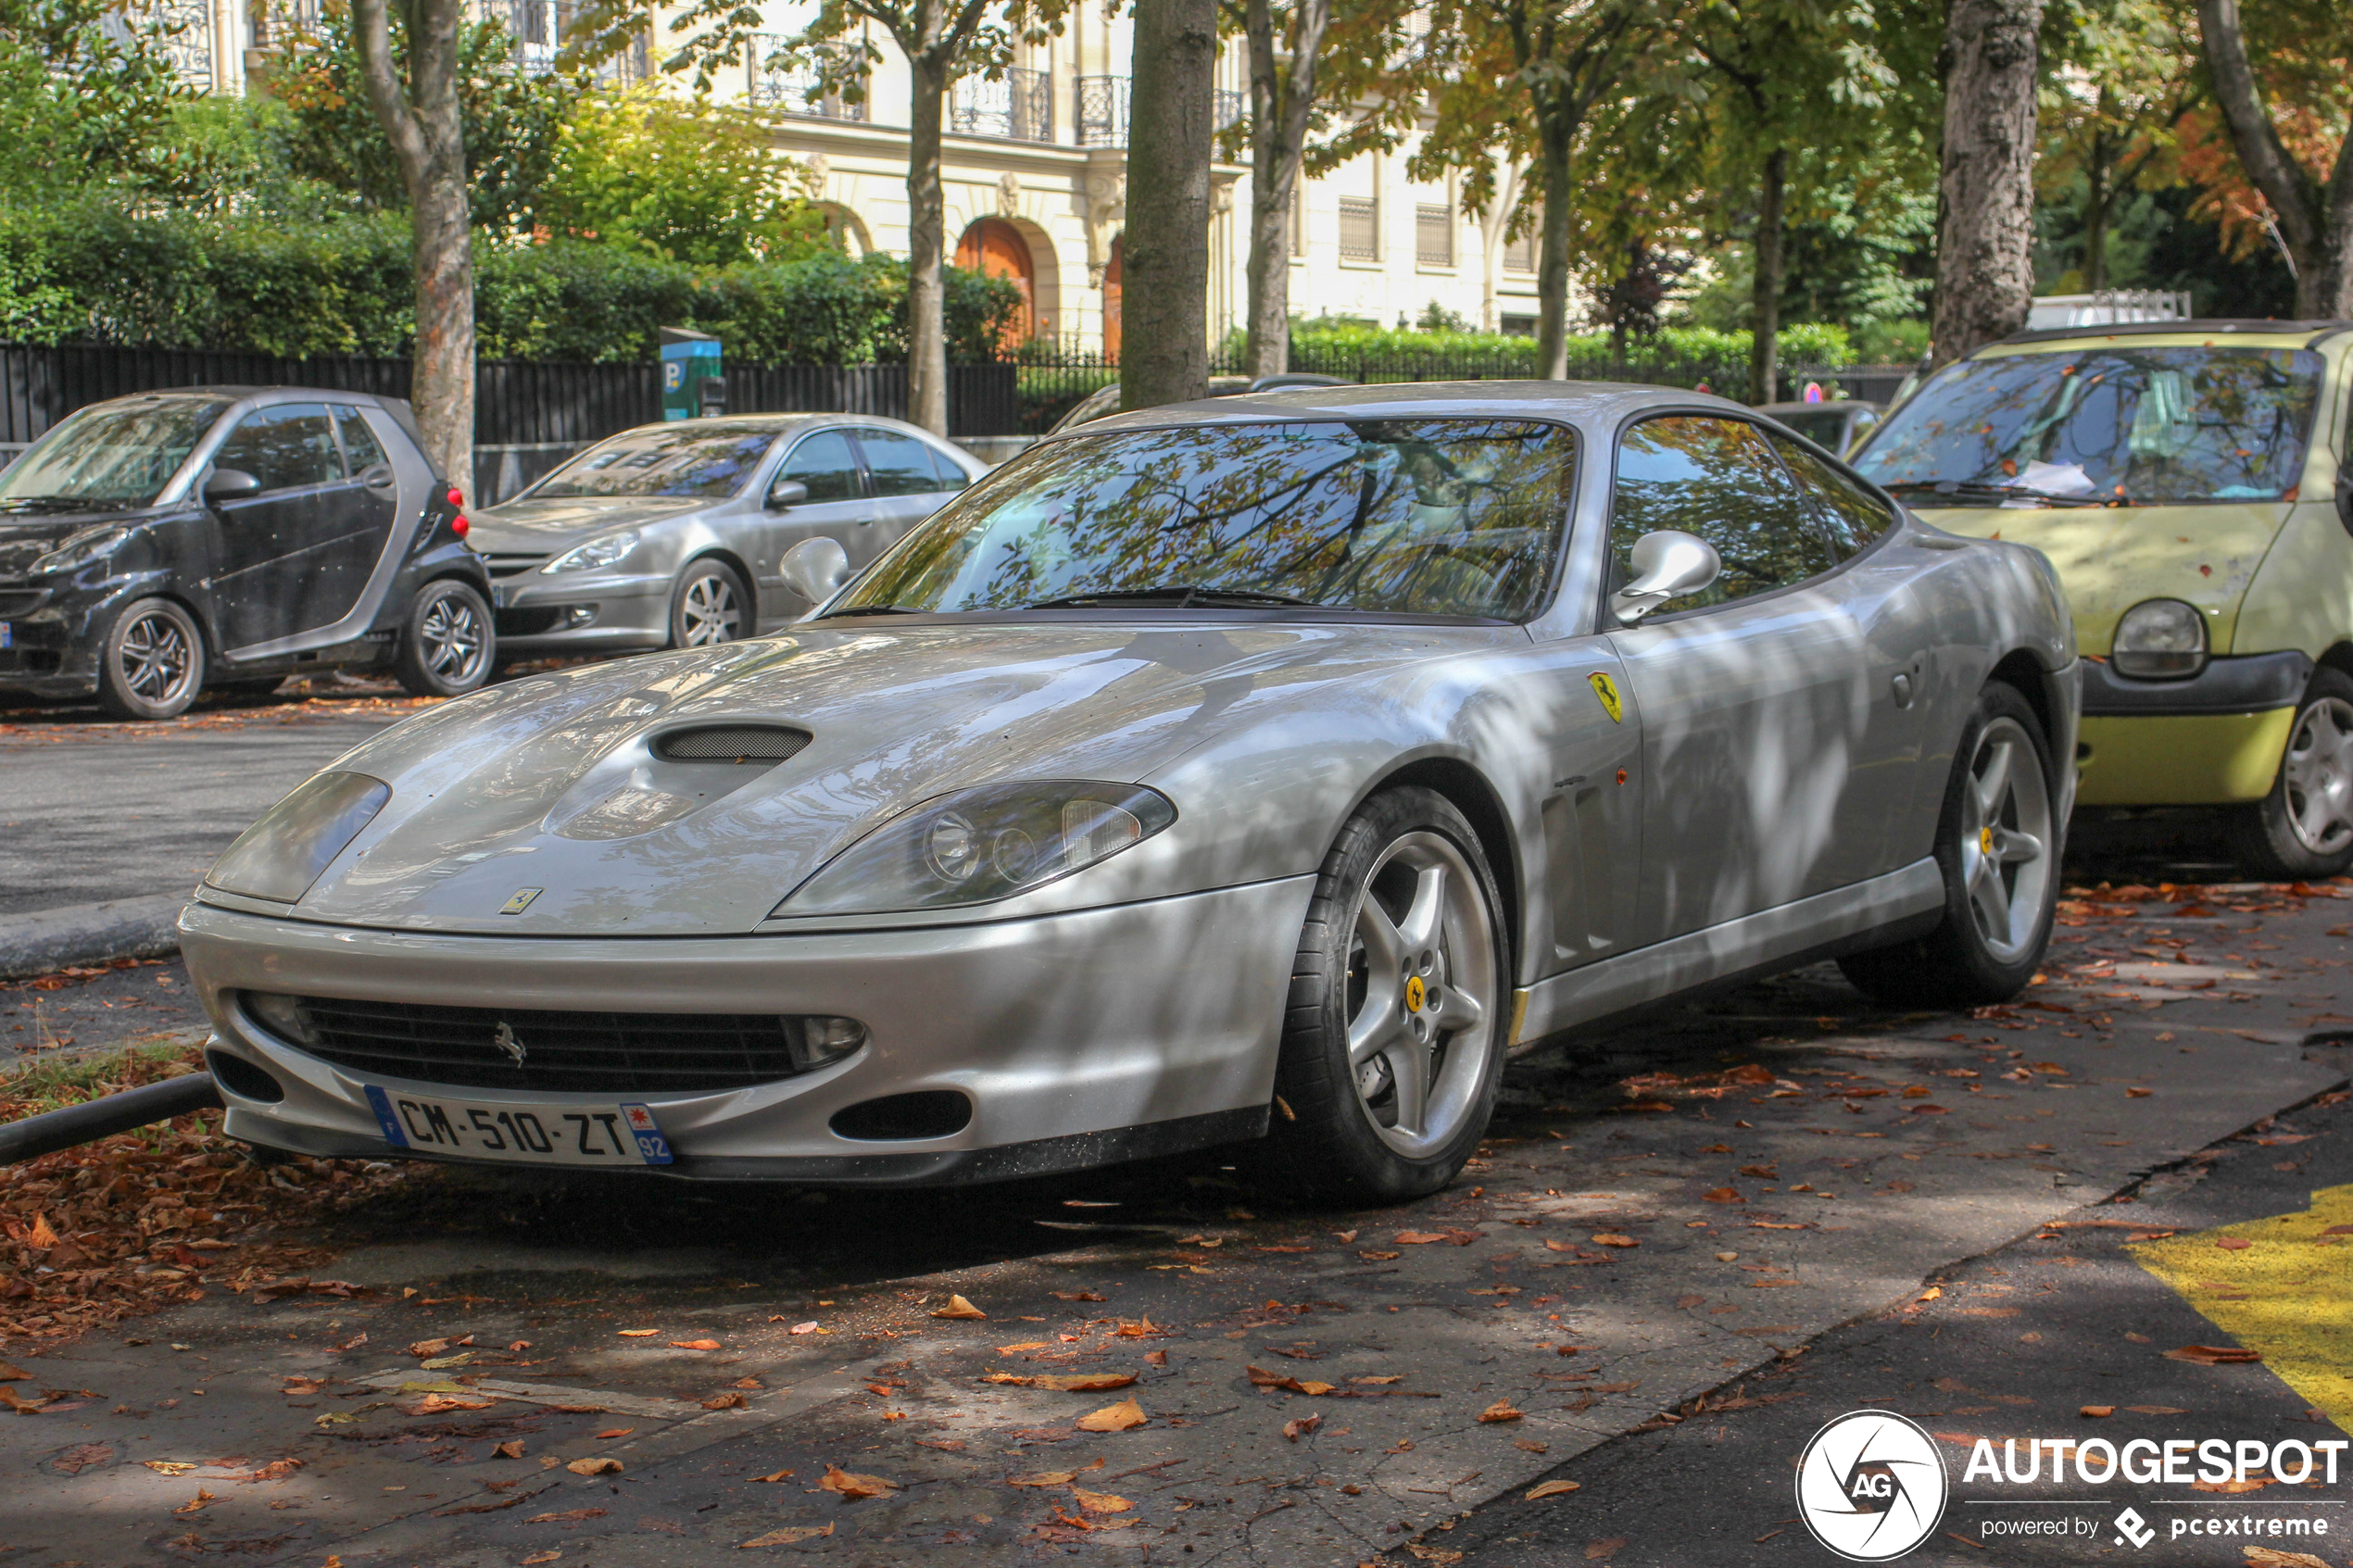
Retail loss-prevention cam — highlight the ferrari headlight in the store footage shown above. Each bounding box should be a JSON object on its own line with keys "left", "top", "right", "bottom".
{"left": 543, "top": 530, "right": 641, "bottom": 573}
{"left": 777, "top": 780, "right": 1176, "bottom": 916}
{"left": 30, "top": 526, "right": 129, "bottom": 577}
{"left": 2112, "top": 598, "right": 2207, "bottom": 678}
{"left": 205, "top": 771, "right": 391, "bottom": 903}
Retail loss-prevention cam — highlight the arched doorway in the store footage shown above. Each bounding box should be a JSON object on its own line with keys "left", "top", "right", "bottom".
{"left": 1102, "top": 236, "right": 1123, "bottom": 361}
{"left": 953, "top": 217, "right": 1035, "bottom": 348}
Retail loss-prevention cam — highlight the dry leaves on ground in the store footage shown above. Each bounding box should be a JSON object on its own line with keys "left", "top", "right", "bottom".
{"left": 493, "top": 1440, "right": 526, "bottom": 1460}
{"left": 2165, "top": 1345, "right": 2262, "bottom": 1365}
{"left": 672, "top": 1338, "right": 723, "bottom": 1350}
{"left": 702, "top": 1392, "right": 749, "bottom": 1410}
{"left": 1070, "top": 1486, "right": 1134, "bottom": 1513}
{"left": 984, "top": 1371, "right": 1138, "bottom": 1392}
{"left": 1076, "top": 1398, "right": 1148, "bottom": 1432}
{"left": 1478, "top": 1399, "right": 1524, "bottom": 1423}
{"left": 1527, "top": 1480, "right": 1581, "bottom": 1500}
{"left": 1247, "top": 1365, "right": 1335, "bottom": 1396}
{"left": 817, "top": 1463, "right": 897, "bottom": 1500}
{"left": 1282, "top": 1414, "right": 1322, "bottom": 1440}
{"left": 565, "top": 1458, "right": 623, "bottom": 1476}
{"left": 1010, "top": 1460, "right": 1105, "bottom": 1486}
{"left": 1591, "top": 1234, "right": 1640, "bottom": 1248}
{"left": 931, "top": 1295, "right": 987, "bottom": 1320}
{"left": 2241, "top": 1547, "right": 2330, "bottom": 1568}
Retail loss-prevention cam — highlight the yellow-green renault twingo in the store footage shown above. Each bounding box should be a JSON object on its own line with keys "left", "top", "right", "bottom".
{"left": 1850, "top": 319, "right": 2353, "bottom": 876}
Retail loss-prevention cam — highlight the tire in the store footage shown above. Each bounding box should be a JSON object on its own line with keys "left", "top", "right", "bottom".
{"left": 668, "top": 558, "right": 752, "bottom": 648}
{"left": 1253, "top": 786, "right": 1509, "bottom": 1205}
{"left": 393, "top": 579, "right": 493, "bottom": 698}
{"left": 2230, "top": 666, "right": 2353, "bottom": 879}
{"left": 1840, "top": 682, "right": 2060, "bottom": 1007}
{"left": 95, "top": 597, "right": 205, "bottom": 720}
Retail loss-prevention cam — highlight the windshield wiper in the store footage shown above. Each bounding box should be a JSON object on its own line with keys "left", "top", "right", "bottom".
{"left": 0, "top": 495, "right": 135, "bottom": 514}
{"left": 815, "top": 603, "right": 925, "bottom": 618}
{"left": 1884, "top": 479, "right": 2112, "bottom": 508}
{"left": 1022, "top": 585, "right": 1323, "bottom": 610}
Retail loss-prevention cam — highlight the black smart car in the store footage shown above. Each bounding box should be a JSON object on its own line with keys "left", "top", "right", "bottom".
{"left": 0, "top": 388, "right": 492, "bottom": 718}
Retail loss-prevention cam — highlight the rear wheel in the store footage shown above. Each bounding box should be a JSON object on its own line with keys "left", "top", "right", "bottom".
{"left": 1254, "top": 786, "right": 1507, "bottom": 1205}
{"left": 394, "top": 579, "right": 493, "bottom": 697}
{"left": 669, "top": 559, "right": 751, "bottom": 647}
{"left": 96, "top": 597, "right": 204, "bottom": 720}
{"left": 2231, "top": 667, "right": 2353, "bottom": 879}
{"left": 1840, "top": 682, "right": 2057, "bottom": 1007}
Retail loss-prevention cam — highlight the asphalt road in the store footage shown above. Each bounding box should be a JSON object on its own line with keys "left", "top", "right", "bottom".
{"left": 3, "top": 871, "right": 2348, "bottom": 1567}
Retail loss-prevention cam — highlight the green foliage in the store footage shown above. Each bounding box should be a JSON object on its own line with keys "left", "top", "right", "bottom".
{"left": 0, "top": 202, "right": 1025, "bottom": 364}
{"left": 0, "top": 0, "right": 203, "bottom": 203}
{"left": 539, "top": 91, "right": 827, "bottom": 266}
{"left": 1284, "top": 320, "right": 1853, "bottom": 385}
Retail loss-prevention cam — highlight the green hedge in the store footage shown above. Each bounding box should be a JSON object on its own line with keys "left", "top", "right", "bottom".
{"left": 0, "top": 203, "right": 1021, "bottom": 364}
{"left": 1283, "top": 321, "right": 1856, "bottom": 386}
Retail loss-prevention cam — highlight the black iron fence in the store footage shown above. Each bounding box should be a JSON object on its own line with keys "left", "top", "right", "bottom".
{"left": 0, "top": 345, "right": 1020, "bottom": 502}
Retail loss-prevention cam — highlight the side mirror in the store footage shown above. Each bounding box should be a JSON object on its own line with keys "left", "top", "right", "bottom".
{"left": 766, "top": 480, "right": 810, "bottom": 511}
{"left": 1610, "top": 530, "right": 1721, "bottom": 623}
{"left": 359, "top": 463, "right": 396, "bottom": 492}
{"left": 204, "top": 469, "right": 261, "bottom": 500}
{"left": 779, "top": 535, "right": 849, "bottom": 607}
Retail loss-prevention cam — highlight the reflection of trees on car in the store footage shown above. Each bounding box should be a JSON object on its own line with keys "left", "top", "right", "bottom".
{"left": 843, "top": 420, "right": 1578, "bottom": 621}
{"left": 1610, "top": 417, "right": 1838, "bottom": 603}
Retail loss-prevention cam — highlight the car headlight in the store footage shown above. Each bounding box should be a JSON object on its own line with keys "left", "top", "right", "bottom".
{"left": 30, "top": 526, "right": 129, "bottom": 576}
{"left": 2111, "top": 598, "right": 2208, "bottom": 678}
{"left": 777, "top": 780, "right": 1177, "bottom": 916}
{"left": 205, "top": 771, "right": 392, "bottom": 903}
{"left": 542, "top": 530, "right": 641, "bottom": 572}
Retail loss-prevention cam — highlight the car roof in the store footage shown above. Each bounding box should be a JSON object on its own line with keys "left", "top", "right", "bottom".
{"left": 1048, "top": 379, "right": 1755, "bottom": 437}
{"left": 600, "top": 413, "right": 954, "bottom": 441}
{"left": 1755, "top": 400, "right": 1871, "bottom": 416}
{"left": 1990, "top": 318, "right": 2353, "bottom": 349}
{"left": 103, "top": 385, "right": 413, "bottom": 409}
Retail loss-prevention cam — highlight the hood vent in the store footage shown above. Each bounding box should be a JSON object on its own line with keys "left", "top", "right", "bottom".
{"left": 654, "top": 724, "right": 813, "bottom": 763}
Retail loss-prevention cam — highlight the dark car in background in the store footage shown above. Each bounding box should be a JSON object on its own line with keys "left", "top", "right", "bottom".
{"left": 0, "top": 388, "right": 490, "bottom": 720}
{"left": 1755, "top": 399, "right": 1882, "bottom": 457}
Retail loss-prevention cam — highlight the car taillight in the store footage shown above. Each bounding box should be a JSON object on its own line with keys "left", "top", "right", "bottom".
{"left": 452, "top": 516, "right": 469, "bottom": 537}
{"left": 447, "top": 487, "right": 463, "bottom": 507}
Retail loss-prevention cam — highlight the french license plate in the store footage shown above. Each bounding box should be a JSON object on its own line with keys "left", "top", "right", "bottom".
{"left": 0, "top": 623, "right": 11, "bottom": 649}
{"left": 489, "top": 584, "right": 507, "bottom": 608}
{"left": 360, "top": 1085, "right": 673, "bottom": 1166}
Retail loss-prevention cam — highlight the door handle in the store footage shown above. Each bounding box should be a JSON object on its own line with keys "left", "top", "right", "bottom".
{"left": 1891, "top": 672, "right": 1914, "bottom": 708}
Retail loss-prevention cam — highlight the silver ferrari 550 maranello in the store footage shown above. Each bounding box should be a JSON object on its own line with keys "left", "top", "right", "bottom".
{"left": 182, "top": 383, "right": 2080, "bottom": 1204}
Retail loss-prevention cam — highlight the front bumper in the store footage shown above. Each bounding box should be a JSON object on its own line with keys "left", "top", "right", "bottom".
{"left": 491, "top": 570, "right": 670, "bottom": 655}
{"left": 180, "top": 877, "right": 1313, "bottom": 1184}
{"left": 2075, "top": 651, "right": 2310, "bottom": 805}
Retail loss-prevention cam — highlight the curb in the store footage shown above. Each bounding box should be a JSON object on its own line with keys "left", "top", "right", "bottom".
{"left": 0, "top": 894, "right": 187, "bottom": 982}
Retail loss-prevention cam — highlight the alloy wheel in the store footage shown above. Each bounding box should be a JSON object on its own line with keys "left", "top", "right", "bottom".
{"left": 2281, "top": 696, "right": 2353, "bottom": 855}
{"left": 1341, "top": 831, "right": 1499, "bottom": 1160}
{"left": 419, "top": 591, "right": 487, "bottom": 684}
{"left": 117, "top": 608, "right": 197, "bottom": 709}
{"left": 1958, "top": 714, "right": 2053, "bottom": 964}
{"left": 680, "top": 571, "right": 744, "bottom": 646}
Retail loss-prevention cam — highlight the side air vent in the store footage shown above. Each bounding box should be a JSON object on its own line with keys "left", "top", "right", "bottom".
{"left": 653, "top": 725, "right": 812, "bottom": 763}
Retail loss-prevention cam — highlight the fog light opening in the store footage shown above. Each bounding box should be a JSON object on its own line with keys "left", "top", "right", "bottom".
{"left": 206, "top": 1048, "right": 285, "bottom": 1104}
{"left": 785, "top": 1015, "right": 868, "bottom": 1073}
{"left": 829, "top": 1090, "right": 973, "bottom": 1142}
{"left": 243, "top": 991, "right": 319, "bottom": 1047}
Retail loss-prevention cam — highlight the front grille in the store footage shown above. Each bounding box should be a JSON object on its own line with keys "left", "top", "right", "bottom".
{"left": 483, "top": 554, "right": 547, "bottom": 579}
{"left": 0, "top": 589, "right": 46, "bottom": 616}
{"left": 281, "top": 997, "right": 809, "bottom": 1093}
{"left": 496, "top": 607, "right": 563, "bottom": 637}
{"left": 655, "top": 725, "right": 812, "bottom": 762}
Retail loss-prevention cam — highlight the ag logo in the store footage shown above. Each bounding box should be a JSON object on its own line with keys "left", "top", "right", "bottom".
{"left": 1588, "top": 671, "right": 1624, "bottom": 722}
{"left": 1794, "top": 1410, "right": 1948, "bottom": 1562}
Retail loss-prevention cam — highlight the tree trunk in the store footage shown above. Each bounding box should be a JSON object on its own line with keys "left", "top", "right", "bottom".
{"left": 905, "top": 54, "right": 950, "bottom": 435}
{"left": 1930, "top": 0, "right": 2044, "bottom": 369}
{"left": 1747, "top": 147, "right": 1786, "bottom": 405}
{"left": 1240, "top": 0, "right": 1327, "bottom": 379}
{"left": 1534, "top": 123, "right": 1574, "bottom": 381}
{"left": 2197, "top": 0, "right": 2353, "bottom": 316}
{"left": 1478, "top": 161, "right": 1520, "bottom": 334}
{"left": 1124, "top": 0, "right": 1216, "bottom": 409}
{"left": 351, "top": 0, "right": 473, "bottom": 499}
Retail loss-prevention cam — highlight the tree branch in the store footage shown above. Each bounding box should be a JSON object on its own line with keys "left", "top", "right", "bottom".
{"left": 351, "top": 0, "right": 430, "bottom": 195}
{"left": 2194, "top": 0, "right": 2315, "bottom": 256}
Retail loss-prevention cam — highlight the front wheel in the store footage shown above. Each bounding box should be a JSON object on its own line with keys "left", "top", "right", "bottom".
{"left": 1253, "top": 786, "right": 1507, "bottom": 1205}
{"left": 393, "top": 579, "right": 493, "bottom": 698}
{"left": 669, "top": 559, "right": 751, "bottom": 647}
{"left": 1840, "top": 682, "right": 2058, "bottom": 1007}
{"left": 2231, "top": 667, "right": 2353, "bottom": 879}
{"left": 96, "top": 597, "right": 205, "bottom": 720}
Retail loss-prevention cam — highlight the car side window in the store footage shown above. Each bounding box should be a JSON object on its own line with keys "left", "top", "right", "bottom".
{"left": 1767, "top": 432, "right": 1897, "bottom": 561}
{"left": 857, "top": 430, "right": 950, "bottom": 497}
{"left": 776, "top": 430, "right": 862, "bottom": 503}
{"left": 332, "top": 406, "right": 390, "bottom": 473}
{"left": 214, "top": 404, "right": 342, "bottom": 493}
{"left": 926, "top": 444, "right": 971, "bottom": 492}
{"left": 1609, "top": 415, "right": 1840, "bottom": 608}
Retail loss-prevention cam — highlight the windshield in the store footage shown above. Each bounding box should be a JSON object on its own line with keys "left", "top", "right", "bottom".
{"left": 1855, "top": 345, "right": 2322, "bottom": 505}
{"left": 525, "top": 425, "right": 783, "bottom": 499}
{"left": 1773, "top": 407, "right": 1859, "bottom": 451}
{"left": 831, "top": 418, "right": 1577, "bottom": 621}
{"left": 0, "top": 396, "right": 228, "bottom": 508}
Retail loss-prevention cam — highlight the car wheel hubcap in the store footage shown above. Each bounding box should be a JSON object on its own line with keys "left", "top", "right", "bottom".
{"left": 1959, "top": 715, "right": 2052, "bottom": 963}
{"left": 681, "top": 573, "right": 742, "bottom": 646}
{"left": 119, "top": 611, "right": 195, "bottom": 707}
{"left": 420, "top": 594, "right": 485, "bottom": 683}
{"left": 2282, "top": 696, "right": 2353, "bottom": 855}
{"left": 1342, "top": 831, "right": 1498, "bottom": 1160}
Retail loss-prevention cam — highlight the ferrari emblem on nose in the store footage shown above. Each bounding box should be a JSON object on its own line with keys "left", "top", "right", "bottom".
{"left": 494, "top": 1022, "right": 527, "bottom": 1065}
{"left": 500, "top": 887, "right": 542, "bottom": 914}
{"left": 1588, "top": 671, "right": 1624, "bottom": 722}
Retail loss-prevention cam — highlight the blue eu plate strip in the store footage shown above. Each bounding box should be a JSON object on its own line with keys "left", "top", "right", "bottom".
{"left": 619, "top": 1102, "right": 673, "bottom": 1165}
{"left": 362, "top": 1085, "right": 409, "bottom": 1149}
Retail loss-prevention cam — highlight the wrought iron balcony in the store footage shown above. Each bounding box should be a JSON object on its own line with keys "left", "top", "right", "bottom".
{"left": 951, "top": 66, "right": 1053, "bottom": 143}
{"left": 1077, "top": 78, "right": 1246, "bottom": 148}
{"left": 748, "top": 37, "right": 869, "bottom": 120}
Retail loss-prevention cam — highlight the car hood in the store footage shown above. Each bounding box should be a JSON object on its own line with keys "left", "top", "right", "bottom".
{"left": 269, "top": 620, "right": 1493, "bottom": 936}
{"left": 0, "top": 506, "right": 158, "bottom": 579}
{"left": 1910, "top": 500, "right": 2292, "bottom": 655}
{"left": 466, "top": 495, "right": 711, "bottom": 555}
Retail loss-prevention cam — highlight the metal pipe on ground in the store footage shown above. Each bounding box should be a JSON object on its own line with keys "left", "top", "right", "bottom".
{"left": 0, "top": 1074, "right": 223, "bottom": 1164}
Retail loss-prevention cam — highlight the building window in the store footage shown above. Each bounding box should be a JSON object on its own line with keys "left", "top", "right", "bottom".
{"left": 952, "top": 66, "right": 1053, "bottom": 143}
{"left": 123, "top": 0, "right": 214, "bottom": 85}
{"left": 1500, "top": 314, "right": 1538, "bottom": 337}
{"left": 749, "top": 37, "right": 868, "bottom": 119}
{"left": 1416, "top": 204, "right": 1453, "bottom": 268}
{"left": 1077, "top": 77, "right": 1239, "bottom": 148}
{"left": 1503, "top": 217, "right": 1539, "bottom": 274}
{"left": 1338, "top": 196, "right": 1379, "bottom": 262}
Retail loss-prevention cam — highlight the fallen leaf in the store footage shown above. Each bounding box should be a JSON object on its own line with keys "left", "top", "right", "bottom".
{"left": 51, "top": 1442, "right": 112, "bottom": 1474}
{"left": 1478, "top": 1399, "right": 1524, "bottom": 1423}
{"left": 702, "top": 1392, "right": 749, "bottom": 1411}
{"left": 1585, "top": 1538, "right": 1627, "bottom": 1561}
{"left": 751, "top": 1470, "right": 796, "bottom": 1484}
{"left": 527, "top": 1509, "right": 609, "bottom": 1523}
{"left": 1072, "top": 1485, "right": 1134, "bottom": 1513}
{"left": 1051, "top": 1290, "right": 1108, "bottom": 1301}
{"left": 671, "top": 1339, "right": 723, "bottom": 1350}
{"left": 410, "top": 1394, "right": 496, "bottom": 1414}
{"left": 1010, "top": 1463, "right": 1101, "bottom": 1486}
{"left": 1527, "top": 1480, "right": 1581, "bottom": 1500}
{"left": 1283, "top": 1414, "right": 1322, "bottom": 1440}
{"left": 931, "top": 1295, "right": 988, "bottom": 1320}
{"left": 2080, "top": 1405, "right": 2115, "bottom": 1418}
{"left": 2165, "top": 1345, "right": 2262, "bottom": 1365}
{"left": 566, "top": 1458, "right": 623, "bottom": 1476}
{"left": 522, "top": 1554, "right": 561, "bottom": 1566}
{"left": 740, "top": 1524, "right": 833, "bottom": 1548}
{"left": 173, "top": 1488, "right": 217, "bottom": 1515}
{"left": 493, "top": 1440, "right": 526, "bottom": 1460}
{"left": 1515, "top": 1439, "right": 1549, "bottom": 1454}
{"left": 818, "top": 1463, "right": 897, "bottom": 1500}
{"left": 999, "top": 1341, "right": 1052, "bottom": 1354}
{"left": 2214, "top": 1237, "right": 2253, "bottom": 1251}
{"left": 1036, "top": 1373, "right": 1139, "bottom": 1392}
{"left": 786, "top": 1322, "right": 820, "bottom": 1336}
{"left": 0, "top": 1362, "right": 28, "bottom": 1382}
{"left": 1358, "top": 1250, "right": 1402, "bottom": 1261}
{"left": 1591, "top": 1234, "right": 1639, "bottom": 1248}
{"left": 2193, "top": 1477, "right": 2273, "bottom": 1494}
{"left": 616, "top": 1329, "right": 659, "bottom": 1337}
{"left": 145, "top": 1461, "right": 196, "bottom": 1476}
{"left": 1353, "top": 1375, "right": 1404, "bottom": 1385}
{"left": 0, "top": 1387, "right": 46, "bottom": 1412}
{"left": 1145, "top": 1350, "right": 1168, "bottom": 1366}
{"left": 1076, "top": 1398, "right": 1148, "bottom": 1432}
{"left": 1702, "top": 1188, "right": 1744, "bottom": 1204}
{"left": 594, "top": 1428, "right": 634, "bottom": 1439}
{"left": 2241, "top": 1548, "right": 2329, "bottom": 1567}
{"left": 734, "top": 1376, "right": 763, "bottom": 1388}
{"left": 1675, "top": 1294, "right": 1706, "bottom": 1309}
{"left": 1393, "top": 1231, "right": 1449, "bottom": 1245}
